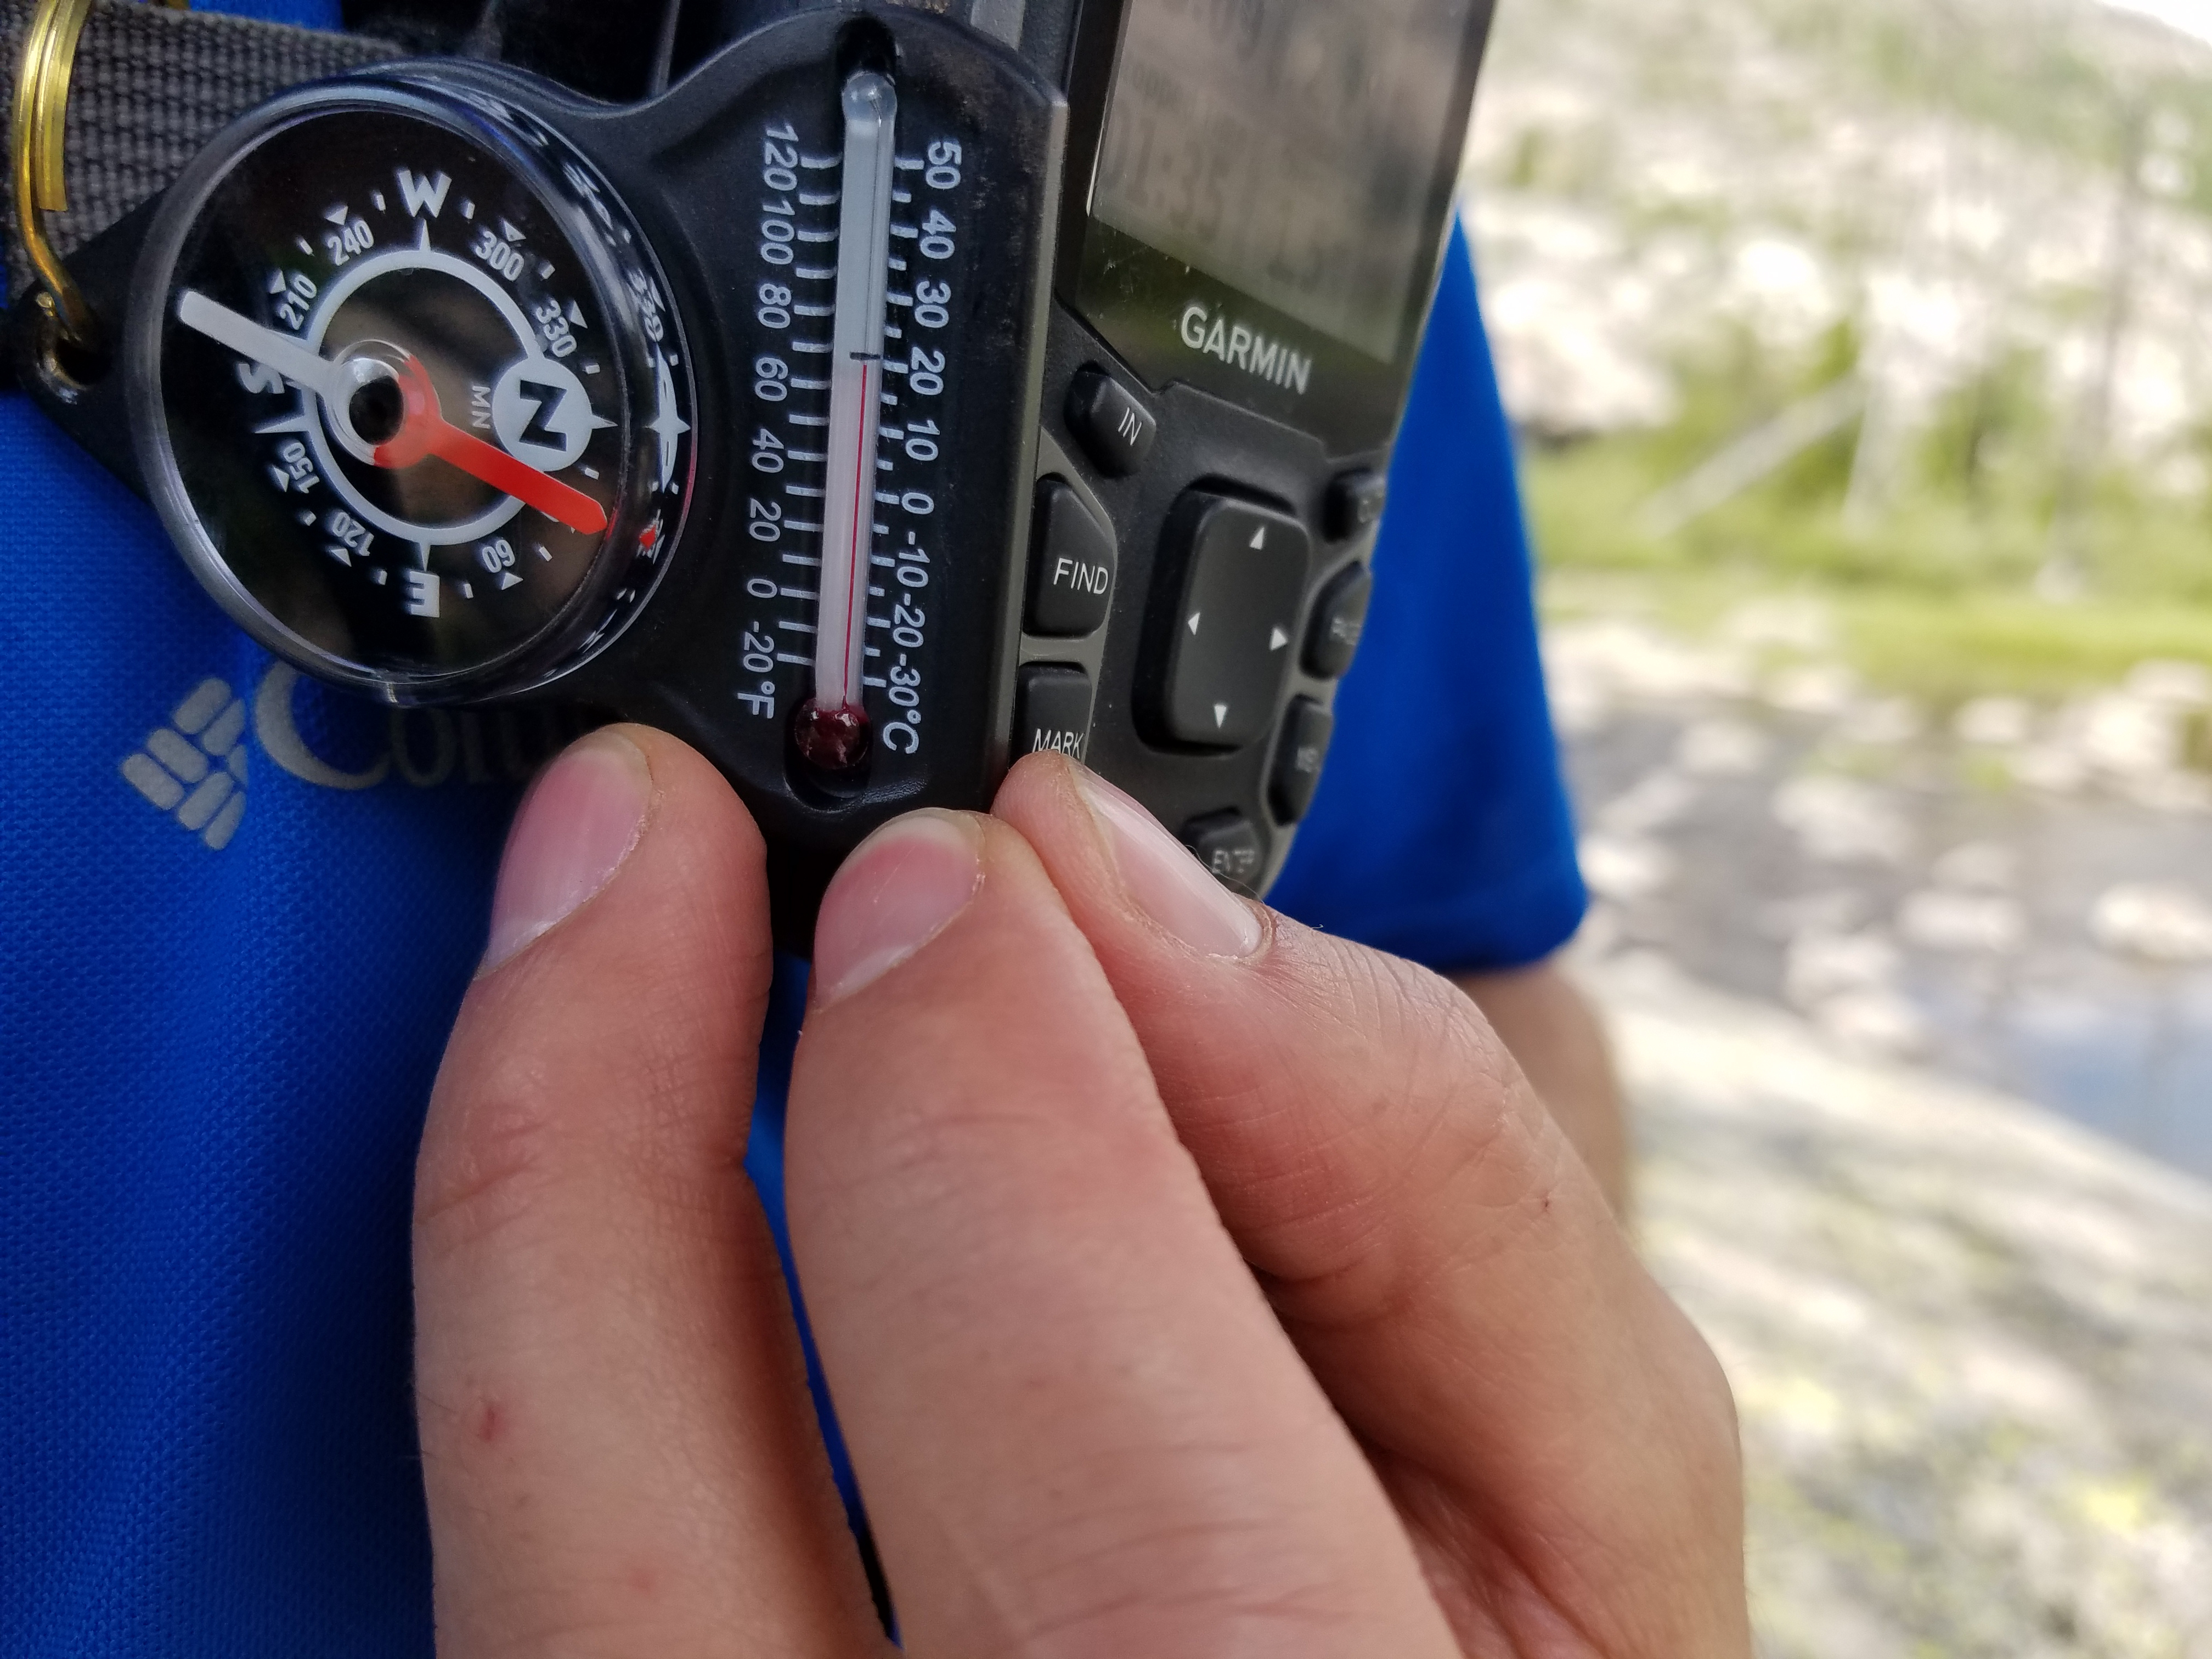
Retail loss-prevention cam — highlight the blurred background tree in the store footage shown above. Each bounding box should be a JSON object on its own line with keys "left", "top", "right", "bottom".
{"left": 1468, "top": 0, "right": 2212, "bottom": 701}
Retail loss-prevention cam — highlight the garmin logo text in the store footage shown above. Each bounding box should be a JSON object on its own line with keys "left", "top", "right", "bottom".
{"left": 1178, "top": 304, "right": 1312, "bottom": 395}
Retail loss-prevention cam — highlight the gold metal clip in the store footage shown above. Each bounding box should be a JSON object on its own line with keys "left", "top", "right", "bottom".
{"left": 11, "top": 0, "right": 188, "bottom": 360}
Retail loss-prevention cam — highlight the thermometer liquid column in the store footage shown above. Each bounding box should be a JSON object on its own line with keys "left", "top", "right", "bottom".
{"left": 793, "top": 70, "right": 898, "bottom": 772}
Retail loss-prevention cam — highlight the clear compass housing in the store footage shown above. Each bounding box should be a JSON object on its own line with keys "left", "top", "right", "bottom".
{"left": 128, "top": 81, "right": 695, "bottom": 701}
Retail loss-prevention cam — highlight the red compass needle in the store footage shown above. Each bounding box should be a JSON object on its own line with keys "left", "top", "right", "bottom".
{"left": 375, "top": 355, "right": 607, "bottom": 537}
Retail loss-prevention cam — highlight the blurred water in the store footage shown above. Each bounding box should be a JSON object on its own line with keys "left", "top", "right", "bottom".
{"left": 1561, "top": 699, "right": 2212, "bottom": 1177}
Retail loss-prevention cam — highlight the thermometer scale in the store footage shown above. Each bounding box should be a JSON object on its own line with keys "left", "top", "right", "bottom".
{"left": 793, "top": 70, "right": 896, "bottom": 772}
{"left": 733, "top": 59, "right": 971, "bottom": 788}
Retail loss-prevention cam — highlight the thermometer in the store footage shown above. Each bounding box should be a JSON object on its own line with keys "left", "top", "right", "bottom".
{"left": 793, "top": 70, "right": 898, "bottom": 772}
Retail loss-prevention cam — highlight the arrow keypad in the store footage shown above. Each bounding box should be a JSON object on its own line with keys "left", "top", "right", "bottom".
{"left": 1155, "top": 493, "right": 1310, "bottom": 749}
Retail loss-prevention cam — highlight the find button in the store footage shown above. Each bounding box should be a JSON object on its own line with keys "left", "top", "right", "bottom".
{"left": 1027, "top": 478, "right": 1116, "bottom": 636}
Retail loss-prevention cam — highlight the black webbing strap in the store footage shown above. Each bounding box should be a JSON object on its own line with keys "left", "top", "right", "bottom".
{"left": 0, "top": 0, "right": 401, "bottom": 298}
{"left": 0, "top": 0, "right": 1008, "bottom": 304}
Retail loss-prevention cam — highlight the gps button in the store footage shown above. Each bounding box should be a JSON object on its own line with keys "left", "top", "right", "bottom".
{"left": 1325, "top": 470, "right": 1389, "bottom": 541}
{"left": 1028, "top": 478, "right": 1116, "bottom": 636}
{"left": 1304, "top": 562, "right": 1373, "bottom": 680}
{"left": 1066, "top": 368, "right": 1156, "bottom": 477}
{"left": 1269, "top": 698, "right": 1335, "bottom": 823}
{"left": 1182, "top": 809, "right": 1266, "bottom": 895}
{"left": 1014, "top": 664, "right": 1095, "bottom": 763}
{"left": 1156, "top": 494, "right": 1309, "bottom": 748}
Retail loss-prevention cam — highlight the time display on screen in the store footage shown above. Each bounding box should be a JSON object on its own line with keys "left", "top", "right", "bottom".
{"left": 1090, "top": 0, "right": 1482, "bottom": 363}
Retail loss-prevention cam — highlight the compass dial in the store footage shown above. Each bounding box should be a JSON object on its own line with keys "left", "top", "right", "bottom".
{"left": 130, "top": 84, "right": 695, "bottom": 698}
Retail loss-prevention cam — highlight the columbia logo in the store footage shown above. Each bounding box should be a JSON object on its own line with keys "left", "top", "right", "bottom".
{"left": 120, "top": 678, "right": 249, "bottom": 850}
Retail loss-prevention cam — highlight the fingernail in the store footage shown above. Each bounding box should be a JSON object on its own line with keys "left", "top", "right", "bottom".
{"left": 1074, "top": 769, "right": 1262, "bottom": 958}
{"left": 813, "top": 811, "right": 984, "bottom": 1006}
{"left": 482, "top": 731, "right": 652, "bottom": 972}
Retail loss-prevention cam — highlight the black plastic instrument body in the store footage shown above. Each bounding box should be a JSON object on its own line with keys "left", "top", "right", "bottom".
{"left": 20, "top": 0, "right": 1495, "bottom": 945}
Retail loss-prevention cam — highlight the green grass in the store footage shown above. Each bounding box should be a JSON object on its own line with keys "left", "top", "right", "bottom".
{"left": 1835, "top": 591, "right": 2212, "bottom": 703}
{"left": 1524, "top": 432, "right": 2212, "bottom": 704}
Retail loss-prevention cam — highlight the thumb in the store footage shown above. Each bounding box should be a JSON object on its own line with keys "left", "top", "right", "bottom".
{"left": 414, "top": 726, "right": 881, "bottom": 1658}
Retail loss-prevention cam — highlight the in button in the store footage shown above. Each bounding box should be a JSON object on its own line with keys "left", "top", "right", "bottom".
{"left": 1065, "top": 368, "right": 1156, "bottom": 478}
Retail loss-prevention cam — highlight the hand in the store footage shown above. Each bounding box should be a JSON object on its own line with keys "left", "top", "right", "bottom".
{"left": 413, "top": 726, "right": 1748, "bottom": 1657}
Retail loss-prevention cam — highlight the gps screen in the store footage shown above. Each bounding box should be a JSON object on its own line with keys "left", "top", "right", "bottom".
{"left": 1088, "top": 0, "right": 1482, "bottom": 363}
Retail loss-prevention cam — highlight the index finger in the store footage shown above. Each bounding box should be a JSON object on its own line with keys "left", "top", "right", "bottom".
{"left": 783, "top": 810, "right": 1461, "bottom": 1659}
{"left": 992, "top": 754, "right": 1747, "bottom": 1655}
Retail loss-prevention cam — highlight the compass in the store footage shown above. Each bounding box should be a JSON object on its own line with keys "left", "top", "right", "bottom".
{"left": 127, "top": 82, "right": 695, "bottom": 700}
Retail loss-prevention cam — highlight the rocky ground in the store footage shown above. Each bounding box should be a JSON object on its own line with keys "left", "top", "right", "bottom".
{"left": 1553, "top": 597, "right": 2212, "bottom": 1652}
{"left": 1608, "top": 955, "right": 2212, "bottom": 1657}
{"left": 1552, "top": 593, "right": 2212, "bottom": 1175}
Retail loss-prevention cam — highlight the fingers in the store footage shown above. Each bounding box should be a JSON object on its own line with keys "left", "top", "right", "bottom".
{"left": 785, "top": 811, "right": 1462, "bottom": 1659}
{"left": 415, "top": 727, "right": 883, "bottom": 1659}
{"left": 992, "top": 754, "right": 1747, "bottom": 1656}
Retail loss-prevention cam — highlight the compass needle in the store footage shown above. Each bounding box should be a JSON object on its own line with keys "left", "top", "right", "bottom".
{"left": 419, "top": 419, "right": 607, "bottom": 536}
{"left": 176, "top": 291, "right": 348, "bottom": 404}
{"left": 178, "top": 292, "right": 604, "bottom": 533}
{"left": 376, "top": 355, "right": 608, "bottom": 535}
